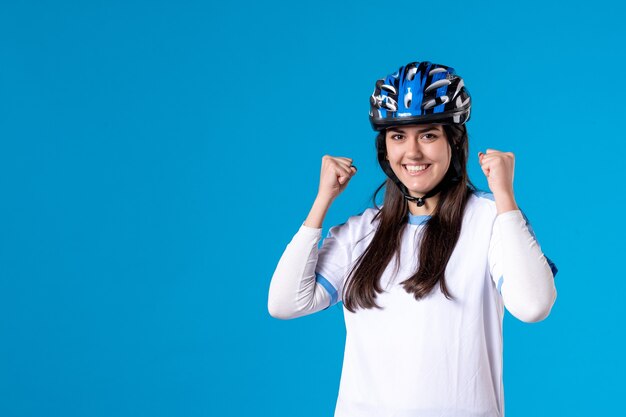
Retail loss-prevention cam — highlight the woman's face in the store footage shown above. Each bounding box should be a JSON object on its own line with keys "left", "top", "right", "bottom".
{"left": 385, "top": 124, "right": 451, "bottom": 197}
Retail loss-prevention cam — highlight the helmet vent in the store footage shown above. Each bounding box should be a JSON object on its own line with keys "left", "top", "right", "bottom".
{"left": 450, "top": 79, "right": 465, "bottom": 99}
{"left": 428, "top": 68, "right": 448, "bottom": 76}
{"left": 455, "top": 95, "right": 470, "bottom": 107}
{"left": 424, "top": 79, "right": 451, "bottom": 93}
{"left": 422, "top": 96, "right": 450, "bottom": 109}
{"left": 381, "top": 84, "right": 397, "bottom": 95}
{"left": 404, "top": 87, "right": 413, "bottom": 108}
{"left": 382, "top": 96, "right": 398, "bottom": 111}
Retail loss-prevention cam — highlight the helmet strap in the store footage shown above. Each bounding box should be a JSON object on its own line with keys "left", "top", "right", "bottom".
{"left": 401, "top": 178, "right": 447, "bottom": 207}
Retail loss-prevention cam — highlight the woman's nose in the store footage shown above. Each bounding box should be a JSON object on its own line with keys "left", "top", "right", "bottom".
{"left": 405, "top": 137, "right": 422, "bottom": 157}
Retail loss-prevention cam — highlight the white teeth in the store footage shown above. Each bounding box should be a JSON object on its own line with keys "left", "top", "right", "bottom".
{"left": 404, "top": 164, "right": 428, "bottom": 172}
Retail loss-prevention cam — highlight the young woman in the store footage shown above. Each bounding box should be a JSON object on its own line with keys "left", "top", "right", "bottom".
{"left": 268, "top": 61, "right": 558, "bottom": 417}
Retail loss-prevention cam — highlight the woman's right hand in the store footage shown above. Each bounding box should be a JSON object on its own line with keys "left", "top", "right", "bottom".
{"left": 317, "top": 155, "right": 357, "bottom": 202}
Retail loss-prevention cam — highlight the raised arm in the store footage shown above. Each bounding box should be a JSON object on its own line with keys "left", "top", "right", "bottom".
{"left": 267, "top": 156, "right": 357, "bottom": 319}
{"left": 479, "top": 149, "right": 558, "bottom": 323}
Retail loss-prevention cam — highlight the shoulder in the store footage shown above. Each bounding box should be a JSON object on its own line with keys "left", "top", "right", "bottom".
{"left": 325, "top": 207, "right": 380, "bottom": 244}
{"left": 472, "top": 189, "right": 496, "bottom": 202}
{"left": 466, "top": 189, "right": 498, "bottom": 219}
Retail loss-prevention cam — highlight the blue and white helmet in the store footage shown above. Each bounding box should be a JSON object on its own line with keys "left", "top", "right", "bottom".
{"left": 369, "top": 61, "right": 471, "bottom": 131}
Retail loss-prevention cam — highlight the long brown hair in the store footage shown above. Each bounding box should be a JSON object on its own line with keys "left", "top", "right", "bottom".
{"left": 342, "top": 124, "right": 477, "bottom": 313}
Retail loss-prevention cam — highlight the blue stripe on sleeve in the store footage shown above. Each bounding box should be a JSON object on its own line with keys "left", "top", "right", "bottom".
{"left": 496, "top": 275, "right": 504, "bottom": 294}
{"left": 315, "top": 273, "right": 338, "bottom": 309}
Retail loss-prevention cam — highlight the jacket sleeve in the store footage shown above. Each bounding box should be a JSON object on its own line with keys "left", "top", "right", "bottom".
{"left": 488, "top": 209, "right": 558, "bottom": 323}
{"left": 267, "top": 224, "right": 333, "bottom": 320}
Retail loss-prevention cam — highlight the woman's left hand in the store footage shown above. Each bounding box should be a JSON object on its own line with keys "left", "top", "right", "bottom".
{"left": 478, "top": 149, "right": 515, "bottom": 198}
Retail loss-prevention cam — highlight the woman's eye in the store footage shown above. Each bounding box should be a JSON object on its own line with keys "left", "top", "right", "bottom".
{"left": 389, "top": 134, "right": 437, "bottom": 141}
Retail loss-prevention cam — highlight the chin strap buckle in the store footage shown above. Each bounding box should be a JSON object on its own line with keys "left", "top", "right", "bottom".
{"left": 404, "top": 195, "right": 427, "bottom": 207}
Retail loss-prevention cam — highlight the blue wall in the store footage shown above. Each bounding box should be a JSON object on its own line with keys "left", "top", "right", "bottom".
{"left": 1, "top": 1, "right": 624, "bottom": 416}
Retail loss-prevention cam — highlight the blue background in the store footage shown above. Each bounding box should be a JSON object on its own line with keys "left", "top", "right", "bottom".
{"left": 1, "top": 1, "right": 624, "bottom": 416}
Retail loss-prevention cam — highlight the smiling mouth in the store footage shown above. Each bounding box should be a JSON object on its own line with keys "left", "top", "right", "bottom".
{"left": 403, "top": 164, "right": 431, "bottom": 174}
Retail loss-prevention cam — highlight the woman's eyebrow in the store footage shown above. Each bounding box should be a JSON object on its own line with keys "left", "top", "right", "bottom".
{"left": 388, "top": 127, "right": 440, "bottom": 134}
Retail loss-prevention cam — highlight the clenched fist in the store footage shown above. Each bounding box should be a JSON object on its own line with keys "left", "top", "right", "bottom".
{"left": 478, "top": 149, "right": 515, "bottom": 198}
{"left": 317, "top": 155, "right": 358, "bottom": 202}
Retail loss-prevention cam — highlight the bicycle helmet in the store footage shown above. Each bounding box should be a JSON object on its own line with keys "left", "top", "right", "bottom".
{"left": 369, "top": 61, "right": 471, "bottom": 131}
